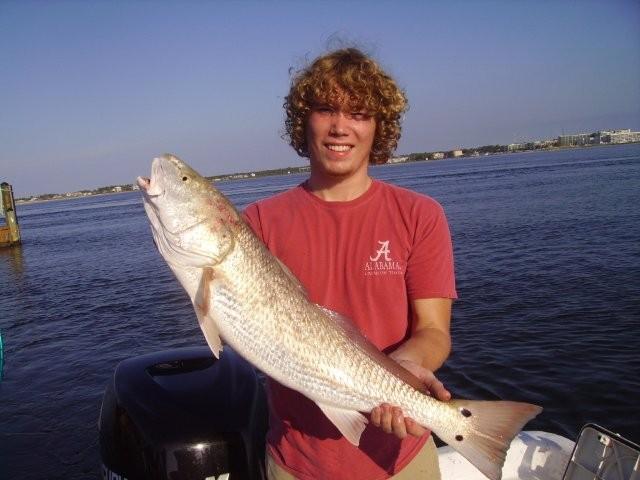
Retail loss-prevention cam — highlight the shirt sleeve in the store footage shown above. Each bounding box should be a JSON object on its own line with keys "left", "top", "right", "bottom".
{"left": 405, "top": 200, "right": 457, "bottom": 300}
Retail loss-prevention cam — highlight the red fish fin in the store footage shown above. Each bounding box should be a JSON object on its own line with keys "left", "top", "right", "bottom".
{"left": 316, "top": 401, "right": 368, "bottom": 446}
{"left": 194, "top": 267, "right": 223, "bottom": 358}
{"left": 435, "top": 400, "right": 543, "bottom": 480}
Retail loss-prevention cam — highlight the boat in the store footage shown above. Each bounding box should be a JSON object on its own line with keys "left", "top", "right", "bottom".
{"left": 439, "top": 430, "right": 574, "bottom": 480}
{"left": 440, "top": 424, "right": 639, "bottom": 480}
{"left": 99, "top": 347, "right": 639, "bottom": 480}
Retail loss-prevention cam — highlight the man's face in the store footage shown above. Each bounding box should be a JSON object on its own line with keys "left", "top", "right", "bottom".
{"left": 305, "top": 101, "right": 376, "bottom": 180}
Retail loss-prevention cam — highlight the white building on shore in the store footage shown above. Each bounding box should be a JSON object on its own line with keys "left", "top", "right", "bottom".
{"left": 388, "top": 156, "right": 408, "bottom": 163}
{"left": 558, "top": 129, "right": 640, "bottom": 147}
{"left": 603, "top": 129, "right": 640, "bottom": 144}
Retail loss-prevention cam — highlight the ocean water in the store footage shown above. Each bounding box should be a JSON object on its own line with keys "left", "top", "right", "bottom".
{"left": 0, "top": 144, "right": 638, "bottom": 479}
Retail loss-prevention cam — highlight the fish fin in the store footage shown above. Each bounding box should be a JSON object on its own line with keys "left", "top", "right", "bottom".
{"left": 194, "top": 267, "right": 223, "bottom": 358}
{"left": 276, "top": 258, "right": 308, "bottom": 296}
{"left": 435, "top": 400, "right": 543, "bottom": 480}
{"left": 315, "top": 402, "right": 368, "bottom": 446}
{"left": 318, "top": 306, "right": 427, "bottom": 393}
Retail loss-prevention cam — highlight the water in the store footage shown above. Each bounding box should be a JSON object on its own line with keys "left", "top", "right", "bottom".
{"left": 1, "top": 144, "right": 639, "bottom": 479}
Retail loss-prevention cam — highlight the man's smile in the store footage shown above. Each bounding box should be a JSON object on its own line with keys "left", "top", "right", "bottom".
{"left": 326, "top": 144, "right": 353, "bottom": 152}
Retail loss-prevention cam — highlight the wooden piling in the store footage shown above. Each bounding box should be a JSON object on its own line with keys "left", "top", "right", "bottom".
{"left": 0, "top": 182, "right": 21, "bottom": 247}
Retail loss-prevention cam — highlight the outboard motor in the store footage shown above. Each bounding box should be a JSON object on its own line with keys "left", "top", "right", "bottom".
{"left": 99, "top": 347, "right": 268, "bottom": 480}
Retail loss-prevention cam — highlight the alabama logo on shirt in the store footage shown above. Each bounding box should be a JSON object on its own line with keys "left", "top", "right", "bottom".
{"left": 364, "top": 240, "right": 404, "bottom": 276}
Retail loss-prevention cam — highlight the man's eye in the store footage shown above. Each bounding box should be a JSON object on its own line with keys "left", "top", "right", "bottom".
{"left": 350, "top": 112, "right": 368, "bottom": 120}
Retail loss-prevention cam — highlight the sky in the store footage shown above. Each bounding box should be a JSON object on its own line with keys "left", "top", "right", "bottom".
{"left": 1, "top": 0, "right": 639, "bottom": 198}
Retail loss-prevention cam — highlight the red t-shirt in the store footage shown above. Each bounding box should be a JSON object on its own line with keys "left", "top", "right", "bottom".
{"left": 244, "top": 179, "right": 457, "bottom": 480}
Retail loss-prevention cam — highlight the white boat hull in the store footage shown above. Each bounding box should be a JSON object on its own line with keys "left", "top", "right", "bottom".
{"left": 438, "top": 431, "right": 575, "bottom": 480}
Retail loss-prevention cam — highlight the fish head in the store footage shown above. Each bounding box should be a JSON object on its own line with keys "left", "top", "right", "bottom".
{"left": 137, "top": 154, "right": 238, "bottom": 269}
{"left": 137, "top": 153, "right": 213, "bottom": 228}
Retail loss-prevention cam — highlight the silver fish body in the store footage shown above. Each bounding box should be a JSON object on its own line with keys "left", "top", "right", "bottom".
{"left": 138, "top": 154, "right": 542, "bottom": 480}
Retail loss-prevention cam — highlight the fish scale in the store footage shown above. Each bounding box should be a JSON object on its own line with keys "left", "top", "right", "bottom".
{"left": 138, "top": 154, "right": 543, "bottom": 480}
{"left": 224, "top": 248, "right": 440, "bottom": 417}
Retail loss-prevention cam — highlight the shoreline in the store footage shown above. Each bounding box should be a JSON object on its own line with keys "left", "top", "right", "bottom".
{"left": 15, "top": 190, "right": 134, "bottom": 206}
{"left": 14, "top": 142, "right": 638, "bottom": 206}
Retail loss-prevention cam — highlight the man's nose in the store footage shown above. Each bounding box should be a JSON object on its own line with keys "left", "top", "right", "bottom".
{"left": 329, "top": 112, "right": 348, "bottom": 135}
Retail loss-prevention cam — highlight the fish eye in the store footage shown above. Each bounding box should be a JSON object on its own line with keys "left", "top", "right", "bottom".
{"left": 182, "top": 176, "right": 188, "bottom": 182}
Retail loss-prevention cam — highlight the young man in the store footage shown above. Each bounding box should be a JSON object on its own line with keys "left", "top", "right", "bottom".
{"left": 244, "top": 48, "right": 457, "bottom": 480}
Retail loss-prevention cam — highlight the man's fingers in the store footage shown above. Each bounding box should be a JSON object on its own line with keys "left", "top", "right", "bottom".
{"left": 428, "top": 378, "right": 451, "bottom": 401}
{"left": 409, "top": 363, "right": 451, "bottom": 401}
{"left": 371, "top": 406, "right": 381, "bottom": 426}
{"left": 380, "top": 404, "right": 394, "bottom": 433}
{"left": 392, "top": 358, "right": 451, "bottom": 401}
{"left": 371, "top": 403, "right": 427, "bottom": 439}
{"left": 392, "top": 408, "right": 407, "bottom": 438}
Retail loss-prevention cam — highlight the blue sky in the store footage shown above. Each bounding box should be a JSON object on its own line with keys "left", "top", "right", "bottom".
{"left": 1, "top": 0, "right": 639, "bottom": 197}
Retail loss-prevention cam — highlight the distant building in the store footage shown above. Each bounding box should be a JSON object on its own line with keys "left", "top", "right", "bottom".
{"left": 388, "top": 156, "right": 408, "bottom": 163}
{"left": 430, "top": 152, "right": 445, "bottom": 160}
{"left": 601, "top": 129, "right": 640, "bottom": 144}
{"left": 559, "top": 129, "right": 640, "bottom": 147}
{"left": 451, "top": 150, "right": 463, "bottom": 158}
{"left": 558, "top": 133, "right": 592, "bottom": 147}
{"left": 112, "top": 186, "right": 122, "bottom": 192}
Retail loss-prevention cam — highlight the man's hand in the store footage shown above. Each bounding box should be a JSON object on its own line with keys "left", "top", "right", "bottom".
{"left": 370, "top": 358, "right": 451, "bottom": 439}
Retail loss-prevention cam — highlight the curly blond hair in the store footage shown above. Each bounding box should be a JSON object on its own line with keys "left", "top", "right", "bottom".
{"left": 284, "top": 48, "right": 408, "bottom": 165}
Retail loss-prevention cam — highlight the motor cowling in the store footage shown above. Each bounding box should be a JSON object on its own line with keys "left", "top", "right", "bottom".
{"left": 99, "top": 347, "right": 268, "bottom": 480}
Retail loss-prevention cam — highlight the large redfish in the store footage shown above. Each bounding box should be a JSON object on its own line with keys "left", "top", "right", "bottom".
{"left": 137, "top": 154, "right": 541, "bottom": 480}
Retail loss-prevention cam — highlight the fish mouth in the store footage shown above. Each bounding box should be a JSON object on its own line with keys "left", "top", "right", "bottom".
{"left": 136, "top": 176, "right": 150, "bottom": 191}
{"left": 138, "top": 157, "right": 166, "bottom": 197}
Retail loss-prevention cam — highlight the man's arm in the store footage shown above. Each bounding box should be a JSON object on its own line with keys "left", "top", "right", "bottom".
{"left": 391, "top": 297, "right": 452, "bottom": 371}
{"left": 370, "top": 297, "right": 453, "bottom": 438}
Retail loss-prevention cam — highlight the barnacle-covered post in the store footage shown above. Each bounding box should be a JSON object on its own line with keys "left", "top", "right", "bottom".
{"left": 0, "top": 182, "right": 21, "bottom": 247}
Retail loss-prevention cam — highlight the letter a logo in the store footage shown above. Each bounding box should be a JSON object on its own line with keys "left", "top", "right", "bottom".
{"left": 370, "top": 240, "right": 392, "bottom": 261}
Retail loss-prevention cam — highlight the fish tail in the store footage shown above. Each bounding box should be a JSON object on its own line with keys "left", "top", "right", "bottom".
{"left": 434, "top": 399, "right": 542, "bottom": 480}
